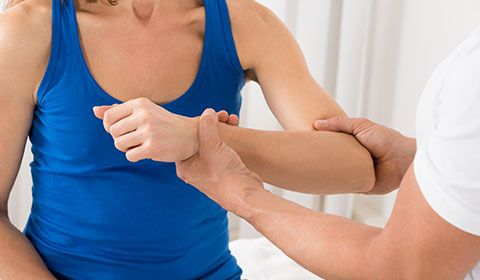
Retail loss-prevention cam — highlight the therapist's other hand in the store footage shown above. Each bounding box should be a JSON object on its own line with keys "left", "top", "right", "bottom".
{"left": 216, "top": 110, "right": 239, "bottom": 126}
{"left": 314, "top": 117, "right": 416, "bottom": 195}
{"left": 176, "top": 109, "right": 263, "bottom": 213}
{"left": 93, "top": 97, "right": 198, "bottom": 163}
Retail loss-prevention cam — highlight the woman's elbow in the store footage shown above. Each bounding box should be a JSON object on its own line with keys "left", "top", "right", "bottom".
{"left": 349, "top": 145, "right": 376, "bottom": 193}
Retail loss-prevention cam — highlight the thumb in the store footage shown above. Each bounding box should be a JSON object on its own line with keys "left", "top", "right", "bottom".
{"left": 198, "top": 108, "right": 222, "bottom": 157}
{"left": 313, "top": 117, "right": 356, "bottom": 134}
{"left": 92, "top": 104, "right": 116, "bottom": 119}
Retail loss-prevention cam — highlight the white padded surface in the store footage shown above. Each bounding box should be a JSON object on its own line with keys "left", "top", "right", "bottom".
{"left": 230, "top": 237, "right": 321, "bottom": 280}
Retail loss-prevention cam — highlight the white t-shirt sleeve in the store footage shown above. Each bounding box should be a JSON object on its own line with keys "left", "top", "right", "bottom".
{"left": 414, "top": 44, "right": 480, "bottom": 236}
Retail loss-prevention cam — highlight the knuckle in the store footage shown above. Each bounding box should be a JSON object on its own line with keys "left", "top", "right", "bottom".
{"left": 103, "top": 111, "right": 111, "bottom": 124}
{"left": 143, "top": 121, "right": 153, "bottom": 131}
{"left": 136, "top": 97, "right": 150, "bottom": 107}
{"left": 139, "top": 111, "right": 153, "bottom": 122}
{"left": 114, "top": 139, "right": 125, "bottom": 151}
{"left": 143, "top": 139, "right": 154, "bottom": 150}
{"left": 109, "top": 126, "right": 119, "bottom": 137}
{"left": 137, "top": 127, "right": 148, "bottom": 137}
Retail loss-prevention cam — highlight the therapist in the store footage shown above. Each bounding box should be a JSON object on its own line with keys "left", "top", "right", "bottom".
{"left": 175, "top": 29, "right": 480, "bottom": 279}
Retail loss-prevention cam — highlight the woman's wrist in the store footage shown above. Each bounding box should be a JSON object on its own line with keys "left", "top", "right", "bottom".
{"left": 177, "top": 115, "right": 200, "bottom": 161}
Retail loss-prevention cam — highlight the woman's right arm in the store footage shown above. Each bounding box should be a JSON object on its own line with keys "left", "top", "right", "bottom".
{"left": 0, "top": 1, "right": 55, "bottom": 279}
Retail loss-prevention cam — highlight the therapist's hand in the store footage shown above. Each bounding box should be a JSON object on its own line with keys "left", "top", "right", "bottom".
{"left": 176, "top": 109, "right": 264, "bottom": 213}
{"left": 93, "top": 97, "right": 198, "bottom": 163}
{"left": 314, "top": 117, "right": 416, "bottom": 194}
{"left": 216, "top": 110, "right": 240, "bottom": 126}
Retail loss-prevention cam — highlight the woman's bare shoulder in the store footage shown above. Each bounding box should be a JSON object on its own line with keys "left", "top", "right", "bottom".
{"left": 0, "top": 0, "right": 52, "bottom": 102}
{"left": 0, "top": 0, "right": 52, "bottom": 63}
{"left": 225, "top": 0, "right": 292, "bottom": 71}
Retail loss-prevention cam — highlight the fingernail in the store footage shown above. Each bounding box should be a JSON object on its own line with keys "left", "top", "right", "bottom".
{"left": 203, "top": 108, "right": 216, "bottom": 116}
{"left": 314, "top": 120, "right": 327, "bottom": 127}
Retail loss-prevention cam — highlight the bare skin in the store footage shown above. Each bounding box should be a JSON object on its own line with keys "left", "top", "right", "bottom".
{"left": 177, "top": 110, "right": 480, "bottom": 280}
{"left": 91, "top": 0, "right": 375, "bottom": 194}
{"left": 314, "top": 117, "right": 417, "bottom": 194}
{"left": 0, "top": 0, "right": 373, "bottom": 278}
{"left": 0, "top": 1, "right": 56, "bottom": 279}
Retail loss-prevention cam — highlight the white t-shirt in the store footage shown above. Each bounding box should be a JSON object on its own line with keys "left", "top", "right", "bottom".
{"left": 414, "top": 29, "right": 480, "bottom": 279}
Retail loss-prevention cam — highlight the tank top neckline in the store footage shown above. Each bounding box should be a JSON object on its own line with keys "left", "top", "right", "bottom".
{"left": 67, "top": 0, "right": 212, "bottom": 110}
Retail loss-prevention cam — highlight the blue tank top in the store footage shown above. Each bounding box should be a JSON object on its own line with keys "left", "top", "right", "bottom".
{"left": 24, "top": 0, "right": 245, "bottom": 279}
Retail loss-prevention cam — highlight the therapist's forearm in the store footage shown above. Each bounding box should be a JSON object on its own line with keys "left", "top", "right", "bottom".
{"left": 0, "top": 214, "right": 55, "bottom": 280}
{"left": 235, "top": 188, "right": 381, "bottom": 280}
{"left": 219, "top": 124, "right": 375, "bottom": 194}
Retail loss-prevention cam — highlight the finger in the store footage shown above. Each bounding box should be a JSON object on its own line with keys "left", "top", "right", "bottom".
{"left": 93, "top": 105, "right": 114, "bottom": 119}
{"left": 198, "top": 108, "right": 222, "bottom": 157}
{"left": 313, "top": 117, "right": 357, "bottom": 134}
{"left": 216, "top": 110, "right": 229, "bottom": 123}
{"left": 125, "top": 145, "right": 149, "bottom": 163}
{"left": 103, "top": 102, "right": 135, "bottom": 133}
{"left": 227, "top": 114, "right": 239, "bottom": 126}
{"left": 109, "top": 115, "right": 141, "bottom": 138}
{"left": 113, "top": 131, "right": 143, "bottom": 152}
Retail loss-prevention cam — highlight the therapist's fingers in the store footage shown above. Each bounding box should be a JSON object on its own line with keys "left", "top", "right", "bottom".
{"left": 313, "top": 117, "right": 360, "bottom": 135}
{"left": 216, "top": 111, "right": 240, "bottom": 126}
{"left": 198, "top": 109, "right": 222, "bottom": 158}
{"left": 227, "top": 114, "right": 239, "bottom": 126}
{"left": 113, "top": 131, "right": 143, "bottom": 152}
{"left": 217, "top": 110, "right": 229, "bottom": 123}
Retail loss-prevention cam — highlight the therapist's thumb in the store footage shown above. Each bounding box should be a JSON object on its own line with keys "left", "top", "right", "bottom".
{"left": 314, "top": 117, "right": 356, "bottom": 135}
{"left": 199, "top": 109, "right": 222, "bottom": 156}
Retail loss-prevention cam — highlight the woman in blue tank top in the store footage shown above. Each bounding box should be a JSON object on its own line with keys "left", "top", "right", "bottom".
{"left": 28, "top": 0, "right": 244, "bottom": 279}
{"left": 0, "top": 0, "right": 375, "bottom": 279}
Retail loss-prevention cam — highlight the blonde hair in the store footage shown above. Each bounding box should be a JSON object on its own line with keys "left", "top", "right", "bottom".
{"left": 5, "top": 0, "right": 118, "bottom": 9}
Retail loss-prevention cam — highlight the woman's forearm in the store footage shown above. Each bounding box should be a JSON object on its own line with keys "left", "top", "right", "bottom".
{"left": 219, "top": 124, "right": 375, "bottom": 194}
{"left": 0, "top": 214, "right": 55, "bottom": 280}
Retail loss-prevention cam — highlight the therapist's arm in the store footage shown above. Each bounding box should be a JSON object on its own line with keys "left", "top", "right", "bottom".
{"left": 94, "top": 1, "right": 375, "bottom": 194}
{"left": 176, "top": 111, "right": 480, "bottom": 280}
{"left": 0, "top": 3, "right": 56, "bottom": 280}
{"left": 239, "top": 168, "right": 480, "bottom": 279}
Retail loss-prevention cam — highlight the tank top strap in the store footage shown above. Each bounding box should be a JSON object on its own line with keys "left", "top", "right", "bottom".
{"left": 37, "top": 0, "right": 79, "bottom": 105}
{"left": 204, "top": 0, "right": 244, "bottom": 76}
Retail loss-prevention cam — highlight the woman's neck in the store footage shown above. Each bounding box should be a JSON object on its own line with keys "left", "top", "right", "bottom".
{"left": 131, "top": 0, "right": 155, "bottom": 23}
{"left": 77, "top": 0, "right": 201, "bottom": 23}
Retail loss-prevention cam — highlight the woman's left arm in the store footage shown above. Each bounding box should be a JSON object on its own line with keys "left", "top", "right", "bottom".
{"left": 218, "top": 0, "right": 375, "bottom": 194}
{"left": 93, "top": 1, "right": 375, "bottom": 194}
